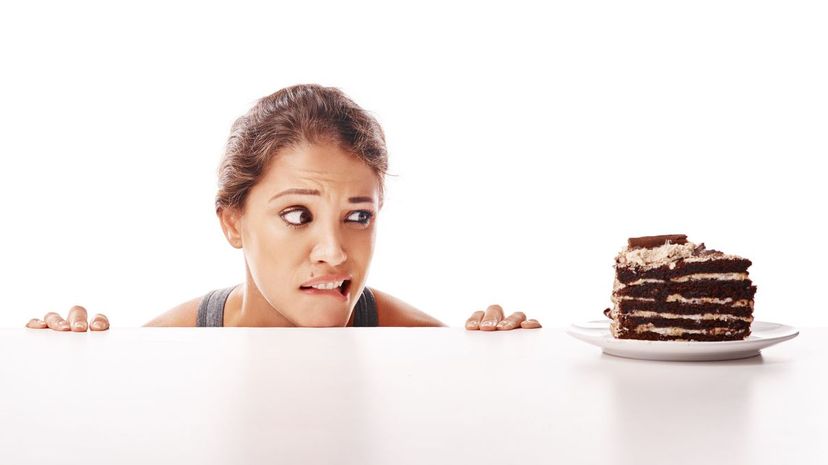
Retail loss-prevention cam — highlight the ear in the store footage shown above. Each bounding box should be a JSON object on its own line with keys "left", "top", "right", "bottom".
{"left": 217, "top": 207, "right": 243, "bottom": 249}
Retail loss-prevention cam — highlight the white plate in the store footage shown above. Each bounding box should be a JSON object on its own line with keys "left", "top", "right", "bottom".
{"left": 566, "top": 320, "right": 799, "bottom": 361}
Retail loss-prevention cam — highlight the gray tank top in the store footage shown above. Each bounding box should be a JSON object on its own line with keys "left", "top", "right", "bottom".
{"left": 196, "top": 285, "right": 379, "bottom": 327}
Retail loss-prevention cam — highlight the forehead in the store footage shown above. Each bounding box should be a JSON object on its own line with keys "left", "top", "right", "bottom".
{"left": 259, "top": 142, "right": 379, "bottom": 194}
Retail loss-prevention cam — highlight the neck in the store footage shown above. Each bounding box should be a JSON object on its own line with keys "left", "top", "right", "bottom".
{"left": 223, "top": 265, "right": 355, "bottom": 327}
{"left": 223, "top": 266, "right": 295, "bottom": 327}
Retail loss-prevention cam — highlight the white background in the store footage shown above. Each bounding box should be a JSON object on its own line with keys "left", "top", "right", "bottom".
{"left": 1, "top": 0, "right": 825, "bottom": 328}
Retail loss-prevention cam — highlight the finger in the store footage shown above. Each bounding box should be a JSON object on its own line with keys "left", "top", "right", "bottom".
{"left": 67, "top": 305, "right": 89, "bottom": 332}
{"left": 465, "top": 311, "right": 485, "bottom": 330}
{"left": 479, "top": 304, "right": 504, "bottom": 331}
{"left": 90, "top": 313, "right": 110, "bottom": 331}
{"left": 26, "top": 318, "right": 48, "bottom": 329}
{"left": 43, "top": 312, "right": 62, "bottom": 326}
{"left": 520, "top": 319, "right": 542, "bottom": 329}
{"left": 44, "top": 312, "right": 70, "bottom": 331}
{"left": 496, "top": 312, "right": 527, "bottom": 330}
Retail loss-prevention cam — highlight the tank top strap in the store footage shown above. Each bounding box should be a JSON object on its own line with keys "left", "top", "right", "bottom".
{"left": 353, "top": 286, "right": 379, "bottom": 327}
{"left": 196, "top": 286, "right": 235, "bottom": 327}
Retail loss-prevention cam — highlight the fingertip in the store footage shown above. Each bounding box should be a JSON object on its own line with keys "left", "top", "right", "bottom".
{"left": 479, "top": 320, "right": 497, "bottom": 331}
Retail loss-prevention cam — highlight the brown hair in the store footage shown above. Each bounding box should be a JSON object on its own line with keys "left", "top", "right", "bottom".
{"left": 215, "top": 84, "right": 389, "bottom": 214}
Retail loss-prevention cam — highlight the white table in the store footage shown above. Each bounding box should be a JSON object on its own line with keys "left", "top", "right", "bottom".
{"left": 1, "top": 327, "right": 824, "bottom": 465}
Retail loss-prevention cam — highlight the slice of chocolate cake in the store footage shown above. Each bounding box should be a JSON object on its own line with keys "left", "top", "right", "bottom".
{"left": 603, "top": 234, "right": 756, "bottom": 341}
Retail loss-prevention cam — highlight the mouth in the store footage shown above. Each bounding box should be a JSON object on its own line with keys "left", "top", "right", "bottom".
{"left": 299, "top": 279, "right": 352, "bottom": 301}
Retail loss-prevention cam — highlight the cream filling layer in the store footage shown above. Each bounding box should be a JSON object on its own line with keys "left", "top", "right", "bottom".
{"left": 611, "top": 295, "right": 657, "bottom": 304}
{"left": 683, "top": 255, "right": 742, "bottom": 263}
{"left": 671, "top": 272, "right": 749, "bottom": 282}
{"left": 626, "top": 310, "right": 753, "bottom": 322}
{"left": 666, "top": 295, "right": 752, "bottom": 307}
{"left": 612, "top": 295, "right": 752, "bottom": 308}
{"left": 625, "top": 278, "right": 666, "bottom": 286}
{"left": 619, "top": 273, "right": 749, "bottom": 287}
{"left": 633, "top": 324, "right": 748, "bottom": 336}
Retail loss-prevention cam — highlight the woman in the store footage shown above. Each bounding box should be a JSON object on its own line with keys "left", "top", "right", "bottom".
{"left": 25, "top": 84, "right": 541, "bottom": 332}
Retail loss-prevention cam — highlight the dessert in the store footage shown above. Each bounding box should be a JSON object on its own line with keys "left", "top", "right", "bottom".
{"left": 604, "top": 234, "right": 756, "bottom": 341}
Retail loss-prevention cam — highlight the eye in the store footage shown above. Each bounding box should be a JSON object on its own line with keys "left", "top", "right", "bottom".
{"left": 280, "top": 208, "right": 312, "bottom": 228}
{"left": 347, "top": 210, "right": 374, "bottom": 226}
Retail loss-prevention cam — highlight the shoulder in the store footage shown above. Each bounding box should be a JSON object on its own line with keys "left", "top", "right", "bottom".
{"left": 142, "top": 295, "right": 202, "bottom": 327}
{"left": 369, "top": 287, "right": 447, "bottom": 327}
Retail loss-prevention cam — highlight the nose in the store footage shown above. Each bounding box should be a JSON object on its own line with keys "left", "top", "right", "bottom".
{"left": 309, "top": 224, "right": 348, "bottom": 266}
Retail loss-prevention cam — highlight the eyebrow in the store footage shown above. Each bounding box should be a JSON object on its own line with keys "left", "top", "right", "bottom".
{"left": 269, "top": 188, "right": 375, "bottom": 204}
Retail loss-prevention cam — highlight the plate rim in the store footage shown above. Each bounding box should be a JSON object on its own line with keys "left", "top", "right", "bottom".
{"left": 567, "top": 319, "right": 798, "bottom": 344}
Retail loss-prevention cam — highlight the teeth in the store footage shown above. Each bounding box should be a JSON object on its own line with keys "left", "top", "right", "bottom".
{"left": 307, "top": 280, "right": 344, "bottom": 290}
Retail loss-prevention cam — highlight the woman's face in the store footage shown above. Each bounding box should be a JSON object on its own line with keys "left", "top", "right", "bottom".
{"left": 223, "top": 141, "right": 380, "bottom": 327}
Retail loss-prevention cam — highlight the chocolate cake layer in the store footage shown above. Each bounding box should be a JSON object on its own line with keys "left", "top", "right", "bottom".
{"left": 615, "top": 300, "right": 754, "bottom": 317}
{"left": 616, "top": 316, "right": 751, "bottom": 332}
{"left": 613, "top": 329, "right": 751, "bottom": 342}
{"left": 615, "top": 258, "right": 752, "bottom": 284}
{"left": 615, "top": 280, "right": 757, "bottom": 300}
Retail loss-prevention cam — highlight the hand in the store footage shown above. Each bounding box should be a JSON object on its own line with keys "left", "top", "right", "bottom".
{"left": 465, "top": 304, "right": 541, "bottom": 331}
{"left": 25, "top": 305, "right": 110, "bottom": 332}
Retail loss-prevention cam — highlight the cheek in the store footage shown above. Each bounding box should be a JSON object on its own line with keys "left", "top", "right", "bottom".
{"left": 348, "top": 231, "right": 376, "bottom": 261}
{"left": 244, "top": 221, "right": 300, "bottom": 274}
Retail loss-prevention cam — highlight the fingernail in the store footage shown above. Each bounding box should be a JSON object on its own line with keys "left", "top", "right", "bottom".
{"left": 92, "top": 322, "right": 103, "bottom": 329}
{"left": 497, "top": 321, "right": 510, "bottom": 328}
{"left": 481, "top": 320, "right": 495, "bottom": 327}
{"left": 73, "top": 322, "right": 84, "bottom": 329}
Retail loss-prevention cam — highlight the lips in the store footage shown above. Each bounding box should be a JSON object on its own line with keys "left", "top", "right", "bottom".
{"left": 299, "top": 279, "right": 352, "bottom": 302}
{"left": 300, "top": 274, "right": 352, "bottom": 288}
